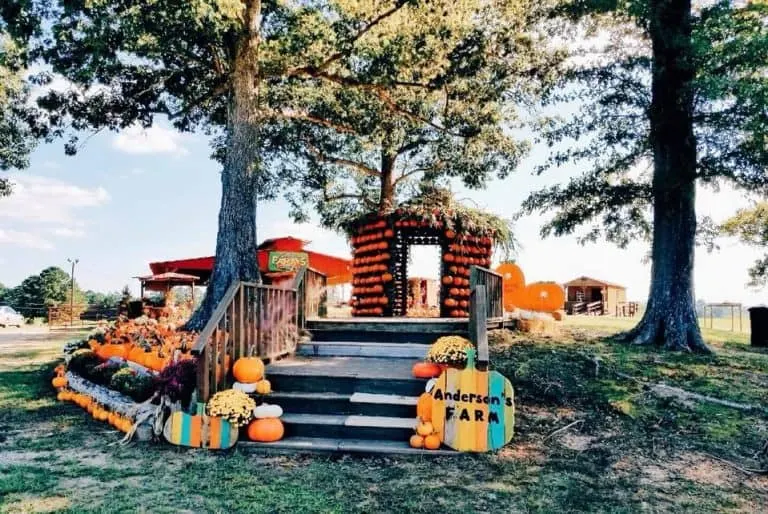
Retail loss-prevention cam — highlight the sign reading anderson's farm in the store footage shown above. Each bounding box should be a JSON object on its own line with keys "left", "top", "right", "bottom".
{"left": 430, "top": 349, "right": 515, "bottom": 452}
{"left": 268, "top": 252, "right": 309, "bottom": 272}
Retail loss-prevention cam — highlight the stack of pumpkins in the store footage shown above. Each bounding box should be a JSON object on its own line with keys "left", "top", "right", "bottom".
{"left": 496, "top": 262, "right": 565, "bottom": 314}
{"left": 350, "top": 219, "right": 393, "bottom": 316}
{"left": 53, "top": 368, "right": 135, "bottom": 434}
{"left": 409, "top": 391, "right": 441, "bottom": 450}
{"left": 442, "top": 231, "right": 493, "bottom": 318}
{"left": 231, "top": 357, "right": 285, "bottom": 443}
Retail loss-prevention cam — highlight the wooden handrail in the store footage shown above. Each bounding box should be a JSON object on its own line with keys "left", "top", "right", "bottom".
{"left": 191, "top": 281, "right": 241, "bottom": 355}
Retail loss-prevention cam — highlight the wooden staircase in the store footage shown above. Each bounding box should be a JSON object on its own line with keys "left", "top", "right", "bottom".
{"left": 241, "top": 323, "right": 455, "bottom": 454}
{"left": 194, "top": 266, "right": 503, "bottom": 454}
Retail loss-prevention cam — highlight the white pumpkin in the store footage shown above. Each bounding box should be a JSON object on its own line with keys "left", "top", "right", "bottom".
{"left": 233, "top": 382, "right": 258, "bottom": 393}
{"left": 253, "top": 403, "right": 283, "bottom": 419}
{"left": 425, "top": 378, "right": 437, "bottom": 393}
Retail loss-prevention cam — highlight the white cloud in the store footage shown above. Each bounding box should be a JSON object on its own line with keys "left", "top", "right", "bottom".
{"left": 0, "top": 229, "right": 54, "bottom": 250}
{"left": 0, "top": 175, "right": 109, "bottom": 225}
{"left": 112, "top": 125, "right": 189, "bottom": 156}
{"left": 50, "top": 227, "right": 86, "bottom": 238}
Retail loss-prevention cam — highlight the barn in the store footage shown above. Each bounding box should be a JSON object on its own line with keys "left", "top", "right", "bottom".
{"left": 563, "top": 276, "right": 627, "bottom": 315}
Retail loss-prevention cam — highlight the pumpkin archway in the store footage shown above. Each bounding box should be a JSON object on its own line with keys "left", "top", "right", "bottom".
{"left": 348, "top": 206, "right": 508, "bottom": 318}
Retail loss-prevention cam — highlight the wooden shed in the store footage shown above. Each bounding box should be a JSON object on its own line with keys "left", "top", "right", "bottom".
{"left": 563, "top": 276, "right": 626, "bottom": 315}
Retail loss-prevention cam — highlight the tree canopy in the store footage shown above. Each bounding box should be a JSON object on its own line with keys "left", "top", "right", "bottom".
{"left": 260, "top": 0, "right": 557, "bottom": 232}
{"left": 522, "top": 0, "right": 768, "bottom": 246}
{"left": 0, "top": 0, "right": 50, "bottom": 195}
{"left": 33, "top": 0, "right": 557, "bottom": 328}
{"left": 722, "top": 201, "right": 768, "bottom": 287}
{"left": 1, "top": 266, "right": 83, "bottom": 317}
{"left": 518, "top": 0, "right": 767, "bottom": 352}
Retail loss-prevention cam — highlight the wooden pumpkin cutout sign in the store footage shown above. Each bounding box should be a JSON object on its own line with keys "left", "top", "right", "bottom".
{"left": 430, "top": 348, "right": 514, "bottom": 452}
{"left": 163, "top": 403, "right": 239, "bottom": 450}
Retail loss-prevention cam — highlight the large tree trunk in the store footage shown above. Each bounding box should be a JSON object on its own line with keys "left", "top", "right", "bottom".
{"left": 185, "top": 1, "right": 262, "bottom": 331}
{"left": 378, "top": 149, "right": 396, "bottom": 213}
{"left": 624, "top": 0, "right": 710, "bottom": 353}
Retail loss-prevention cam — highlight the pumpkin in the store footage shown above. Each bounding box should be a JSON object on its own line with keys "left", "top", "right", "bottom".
{"left": 233, "top": 357, "right": 264, "bottom": 383}
{"left": 416, "top": 393, "right": 432, "bottom": 422}
{"left": 247, "top": 418, "right": 284, "bottom": 442}
{"left": 253, "top": 403, "right": 283, "bottom": 419}
{"left": 97, "top": 408, "right": 109, "bottom": 422}
{"left": 445, "top": 230, "right": 456, "bottom": 239}
{"left": 443, "top": 253, "right": 455, "bottom": 263}
{"left": 382, "top": 273, "right": 393, "bottom": 282}
{"left": 52, "top": 376, "right": 68, "bottom": 388}
{"left": 409, "top": 435, "right": 425, "bottom": 448}
{"left": 416, "top": 421, "right": 434, "bottom": 437}
{"left": 56, "top": 391, "right": 67, "bottom": 401}
{"left": 441, "top": 276, "right": 453, "bottom": 285}
{"left": 412, "top": 362, "right": 441, "bottom": 379}
{"left": 525, "top": 281, "right": 566, "bottom": 313}
{"left": 384, "top": 229, "right": 394, "bottom": 238}
{"left": 424, "top": 434, "right": 441, "bottom": 450}
{"left": 255, "top": 379, "right": 272, "bottom": 395}
{"left": 444, "top": 298, "right": 457, "bottom": 307}
{"left": 449, "top": 287, "right": 459, "bottom": 296}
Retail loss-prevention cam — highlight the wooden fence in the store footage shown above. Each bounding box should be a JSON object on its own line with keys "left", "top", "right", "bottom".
{"left": 469, "top": 266, "right": 503, "bottom": 321}
{"left": 191, "top": 267, "right": 326, "bottom": 401}
{"left": 467, "top": 266, "right": 502, "bottom": 370}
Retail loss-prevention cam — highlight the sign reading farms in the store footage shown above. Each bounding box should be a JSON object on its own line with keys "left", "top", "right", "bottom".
{"left": 268, "top": 252, "right": 309, "bottom": 272}
{"left": 430, "top": 349, "right": 515, "bottom": 452}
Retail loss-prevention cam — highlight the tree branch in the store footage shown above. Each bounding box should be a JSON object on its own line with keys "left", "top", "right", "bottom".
{"left": 393, "top": 166, "right": 433, "bottom": 186}
{"left": 285, "top": 1, "right": 410, "bottom": 76}
{"left": 261, "top": 108, "right": 360, "bottom": 135}
{"left": 168, "top": 82, "right": 229, "bottom": 120}
{"left": 304, "top": 141, "right": 381, "bottom": 177}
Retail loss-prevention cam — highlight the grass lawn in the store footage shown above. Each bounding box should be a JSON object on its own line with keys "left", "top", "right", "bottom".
{"left": 1, "top": 321, "right": 767, "bottom": 513}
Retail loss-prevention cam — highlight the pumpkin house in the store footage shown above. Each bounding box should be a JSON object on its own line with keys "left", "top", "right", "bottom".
{"left": 346, "top": 191, "right": 513, "bottom": 318}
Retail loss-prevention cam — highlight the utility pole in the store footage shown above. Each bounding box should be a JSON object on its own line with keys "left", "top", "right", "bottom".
{"left": 67, "top": 258, "right": 79, "bottom": 327}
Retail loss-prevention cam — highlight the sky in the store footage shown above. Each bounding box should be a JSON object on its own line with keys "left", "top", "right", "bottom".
{"left": 0, "top": 118, "right": 765, "bottom": 306}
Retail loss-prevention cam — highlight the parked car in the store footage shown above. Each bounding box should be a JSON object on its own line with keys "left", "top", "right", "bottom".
{"left": 0, "top": 306, "right": 25, "bottom": 327}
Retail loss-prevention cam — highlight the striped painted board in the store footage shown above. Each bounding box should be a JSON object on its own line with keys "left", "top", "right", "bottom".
{"left": 430, "top": 348, "right": 514, "bottom": 452}
{"left": 163, "top": 408, "right": 239, "bottom": 450}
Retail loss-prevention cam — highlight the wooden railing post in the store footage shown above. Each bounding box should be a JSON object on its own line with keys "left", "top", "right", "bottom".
{"left": 469, "top": 285, "right": 489, "bottom": 369}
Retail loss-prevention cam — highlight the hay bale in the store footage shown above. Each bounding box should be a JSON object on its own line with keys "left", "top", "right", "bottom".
{"left": 518, "top": 318, "right": 560, "bottom": 336}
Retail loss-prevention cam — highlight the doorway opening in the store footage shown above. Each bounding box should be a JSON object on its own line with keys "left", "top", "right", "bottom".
{"left": 406, "top": 245, "right": 441, "bottom": 318}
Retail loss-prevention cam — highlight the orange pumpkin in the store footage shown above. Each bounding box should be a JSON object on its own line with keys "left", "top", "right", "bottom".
{"left": 247, "top": 418, "right": 284, "bottom": 442}
{"left": 443, "top": 253, "right": 455, "bottom": 263}
{"left": 524, "top": 281, "right": 566, "bottom": 313}
{"left": 412, "top": 362, "right": 441, "bottom": 379}
{"left": 444, "top": 298, "right": 457, "bottom": 307}
{"left": 233, "top": 357, "right": 265, "bottom": 383}
{"left": 410, "top": 434, "right": 425, "bottom": 448}
{"left": 445, "top": 230, "right": 456, "bottom": 239}
{"left": 424, "top": 434, "right": 441, "bottom": 450}
{"left": 52, "top": 376, "right": 67, "bottom": 388}
{"left": 416, "top": 393, "right": 432, "bottom": 422}
{"left": 442, "top": 276, "right": 453, "bottom": 285}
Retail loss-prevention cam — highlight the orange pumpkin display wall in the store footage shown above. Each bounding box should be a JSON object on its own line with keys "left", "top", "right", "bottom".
{"left": 349, "top": 211, "right": 494, "bottom": 318}
{"left": 496, "top": 263, "right": 565, "bottom": 313}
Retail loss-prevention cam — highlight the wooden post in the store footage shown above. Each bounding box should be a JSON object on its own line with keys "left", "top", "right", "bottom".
{"left": 470, "top": 285, "right": 489, "bottom": 370}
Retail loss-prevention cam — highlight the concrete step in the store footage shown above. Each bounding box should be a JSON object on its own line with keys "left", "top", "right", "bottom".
{"left": 306, "top": 319, "right": 467, "bottom": 344}
{"left": 239, "top": 436, "right": 455, "bottom": 456}
{"left": 268, "top": 391, "right": 418, "bottom": 418}
{"left": 281, "top": 413, "right": 417, "bottom": 441}
{"left": 297, "top": 341, "right": 429, "bottom": 359}
{"left": 267, "top": 357, "right": 427, "bottom": 396}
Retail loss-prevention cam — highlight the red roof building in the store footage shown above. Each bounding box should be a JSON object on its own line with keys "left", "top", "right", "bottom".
{"left": 148, "top": 237, "right": 352, "bottom": 286}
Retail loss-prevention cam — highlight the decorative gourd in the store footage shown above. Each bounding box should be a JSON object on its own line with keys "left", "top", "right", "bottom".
{"left": 256, "top": 379, "right": 272, "bottom": 394}
{"left": 52, "top": 376, "right": 67, "bottom": 388}
{"left": 233, "top": 357, "right": 264, "bottom": 383}
{"left": 253, "top": 403, "right": 283, "bottom": 419}
{"left": 416, "top": 393, "right": 432, "bottom": 422}
{"left": 409, "top": 435, "right": 425, "bottom": 448}
{"left": 233, "top": 382, "right": 257, "bottom": 393}
{"left": 424, "top": 434, "right": 441, "bottom": 450}
{"left": 412, "top": 362, "right": 441, "bottom": 379}
{"left": 416, "top": 421, "right": 434, "bottom": 437}
{"left": 247, "top": 418, "right": 284, "bottom": 442}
